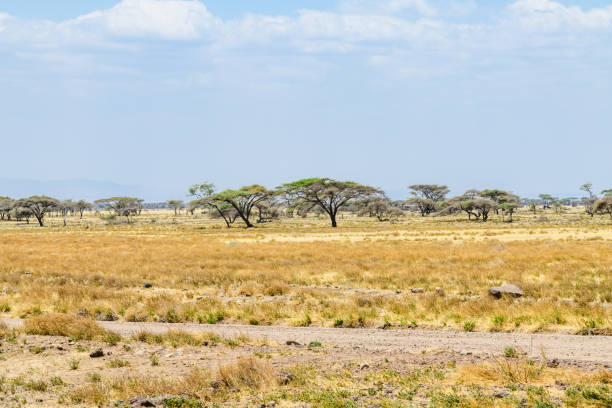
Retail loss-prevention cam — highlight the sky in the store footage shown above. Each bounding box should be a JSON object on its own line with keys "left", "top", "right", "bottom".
{"left": 1, "top": 0, "right": 611, "bottom": 201}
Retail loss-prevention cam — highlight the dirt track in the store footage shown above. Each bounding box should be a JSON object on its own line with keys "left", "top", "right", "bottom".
{"left": 4, "top": 318, "right": 610, "bottom": 366}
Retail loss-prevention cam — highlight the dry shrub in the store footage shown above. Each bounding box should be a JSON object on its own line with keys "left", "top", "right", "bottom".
{"left": 264, "top": 280, "right": 289, "bottom": 296}
{"left": 218, "top": 356, "right": 275, "bottom": 389}
{"left": 24, "top": 313, "right": 105, "bottom": 340}
{"left": 238, "top": 283, "right": 258, "bottom": 297}
{"left": 134, "top": 330, "right": 204, "bottom": 346}
{"left": 458, "top": 356, "right": 544, "bottom": 384}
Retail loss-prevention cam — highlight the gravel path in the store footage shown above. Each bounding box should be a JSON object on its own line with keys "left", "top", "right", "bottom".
{"left": 4, "top": 318, "right": 610, "bottom": 366}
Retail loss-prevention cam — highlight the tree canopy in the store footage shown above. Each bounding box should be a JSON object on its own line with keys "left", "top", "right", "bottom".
{"left": 14, "top": 196, "right": 60, "bottom": 227}
{"left": 279, "top": 178, "right": 382, "bottom": 227}
{"left": 212, "top": 185, "right": 274, "bottom": 228}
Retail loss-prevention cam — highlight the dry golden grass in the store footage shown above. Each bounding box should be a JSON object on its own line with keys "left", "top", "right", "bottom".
{"left": 23, "top": 313, "right": 106, "bottom": 340}
{"left": 67, "top": 356, "right": 275, "bottom": 406}
{"left": 0, "top": 209, "right": 610, "bottom": 333}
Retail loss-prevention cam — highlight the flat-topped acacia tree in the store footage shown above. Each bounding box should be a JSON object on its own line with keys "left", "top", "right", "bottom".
{"left": 14, "top": 196, "right": 59, "bottom": 227}
{"left": 94, "top": 197, "right": 142, "bottom": 223}
{"left": 279, "top": 178, "right": 382, "bottom": 227}
{"left": 212, "top": 185, "right": 274, "bottom": 228}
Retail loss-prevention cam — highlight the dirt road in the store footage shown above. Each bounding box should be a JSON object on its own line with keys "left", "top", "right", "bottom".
{"left": 3, "top": 318, "right": 610, "bottom": 366}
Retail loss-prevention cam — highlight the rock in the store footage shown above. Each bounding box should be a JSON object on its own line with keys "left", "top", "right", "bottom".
{"left": 95, "top": 311, "right": 118, "bottom": 321}
{"left": 129, "top": 396, "right": 162, "bottom": 407}
{"left": 89, "top": 348, "right": 104, "bottom": 358}
{"left": 547, "top": 358, "right": 560, "bottom": 368}
{"left": 286, "top": 340, "right": 300, "bottom": 346}
{"left": 143, "top": 283, "right": 153, "bottom": 289}
{"left": 459, "top": 350, "right": 472, "bottom": 356}
{"left": 489, "top": 284, "right": 523, "bottom": 299}
{"left": 76, "top": 310, "right": 89, "bottom": 317}
{"left": 360, "top": 362, "right": 370, "bottom": 370}
{"left": 395, "top": 289, "right": 402, "bottom": 294}
{"left": 278, "top": 371, "right": 294, "bottom": 385}
{"left": 493, "top": 391, "right": 510, "bottom": 398}
{"left": 411, "top": 288, "right": 424, "bottom": 293}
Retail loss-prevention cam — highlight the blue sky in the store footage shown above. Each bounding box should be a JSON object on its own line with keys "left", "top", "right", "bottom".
{"left": 1, "top": 0, "right": 611, "bottom": 201}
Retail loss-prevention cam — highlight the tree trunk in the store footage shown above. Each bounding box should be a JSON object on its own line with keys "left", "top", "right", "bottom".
{"left": 36, "top": 216, "right": 44, "bottom": 227}
{"left": 330, "top": 213, "right": 337, "bottom": 228}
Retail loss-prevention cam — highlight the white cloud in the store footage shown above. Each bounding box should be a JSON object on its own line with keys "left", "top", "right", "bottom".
{"left": 62, "top": 0, "right": 221, "bottom": 40}
{"left": 0, "top": 0, "right": 611, "bottom": 83}
{"left": 384, "top": 0, "right": 437, "bottom": 15}
{"left": 339, "top": 0, "right": 437, "bottom": 16}
{"left": 507, "top": 0, "right": 612, "bottom": 31}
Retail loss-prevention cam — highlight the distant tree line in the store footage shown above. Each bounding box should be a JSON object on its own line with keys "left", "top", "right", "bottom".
{"left": 1, "top": 180, "right": 611, "bottom": 227}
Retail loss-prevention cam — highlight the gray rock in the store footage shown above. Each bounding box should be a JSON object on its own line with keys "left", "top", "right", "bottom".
{"left": 95, "top": 311, "right": 118, "bottom": 321}
{"left": 278, "top": 371, "right": 294, "bottom": 385}
{"left": 89, "top": 348, "right": 104, "bottom": 358}
{"left": 129, "top": 396, "right": 162, "bottom": 407}
{"left": 493, "top": 391, "right": 510, "bottom": 398}
{"left": 489, "top": 284, "right": 523, "bottom": 299}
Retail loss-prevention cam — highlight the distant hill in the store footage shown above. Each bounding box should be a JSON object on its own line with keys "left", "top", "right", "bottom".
{"left": 0, "top": 178, "right": 146, "bottom": 202}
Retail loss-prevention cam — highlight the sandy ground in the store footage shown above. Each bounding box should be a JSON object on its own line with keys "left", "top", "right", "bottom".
{"left": 3, "top": 319, "right": 610, "bottom": 367}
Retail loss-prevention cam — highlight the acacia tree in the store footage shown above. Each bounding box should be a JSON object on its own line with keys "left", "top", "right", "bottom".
{"left": 94, "top": 197, "right": 142, "bottom": 223}
{"left": 188, "top": 182, "right": 262, "bottom": 228}
{"left": 593, "top": 196, "right": 612, "bottom": 218}
{"left": 407, "top": 184, "right": 449, "bottom": 216}
{"left": 14, "top": 196, "right": 60, "bottom": 227}
{"left": 75, "top": 200, "right": 93, "bottom": 219}
{"left": 357, "top": 197, "right": 403, "bottom": 222}
{"left": 212, "top": 185, "right": 274, "bottom": 228}
{"left": 279, "top": 178, "right": 382, "bottom": 227}
{"left": 438, "top": 191, "right": 498, "bottom": 222}
{"left": 166, "top": 200, "right": 184, "bottom": 216}
{"left": 539, "top": 194, "right": 555, "bottom": 210}
{"left": 0, "top": 196, "right": 14, "bottom": 221}
{"left": 580, "top": 183, "right": 597, "bottom": 217}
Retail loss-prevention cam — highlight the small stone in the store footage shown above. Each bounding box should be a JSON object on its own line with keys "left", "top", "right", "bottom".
{"left": 489, "top": 284, "right": 523, "bottom": 299}
{"left": 278, "top": 371, "right": 294, "bottom": 385}
{"left": 89, "top": 348, "right": 104, "bottom": 358}
{"left": 395, "top": 289, "right": 402, "bottom": 294}
{"left": 143, "top": 283, "right": 153, "bottom": 289}
{"left": 493, "top": 391, "right": 510, "bottom": 398}
{"left": 459, "top": 350, "right": 472, "bottom": 356}
{"left": 360, "top": 362, "right": 370, "bottom": 370}
{"left": 286, "top": 340, "right": 300, "bottom": 346}
{"left": 129, "top": 396, "right": 161, "bottom": 407}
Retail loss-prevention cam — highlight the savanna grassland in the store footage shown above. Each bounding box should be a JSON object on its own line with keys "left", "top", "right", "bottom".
{"left": 0, "top": 209, "right": 611, "bottom": 334}
{"left": 0, "top": 209, "right": 611, "bottom": 407}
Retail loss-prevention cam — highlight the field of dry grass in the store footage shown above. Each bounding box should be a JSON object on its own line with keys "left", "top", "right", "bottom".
{"left": 0, "top": 209, "right": 611, "bottom": 406}
{"left": 0, "top": 209, "right": 611, "bottom": 334}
